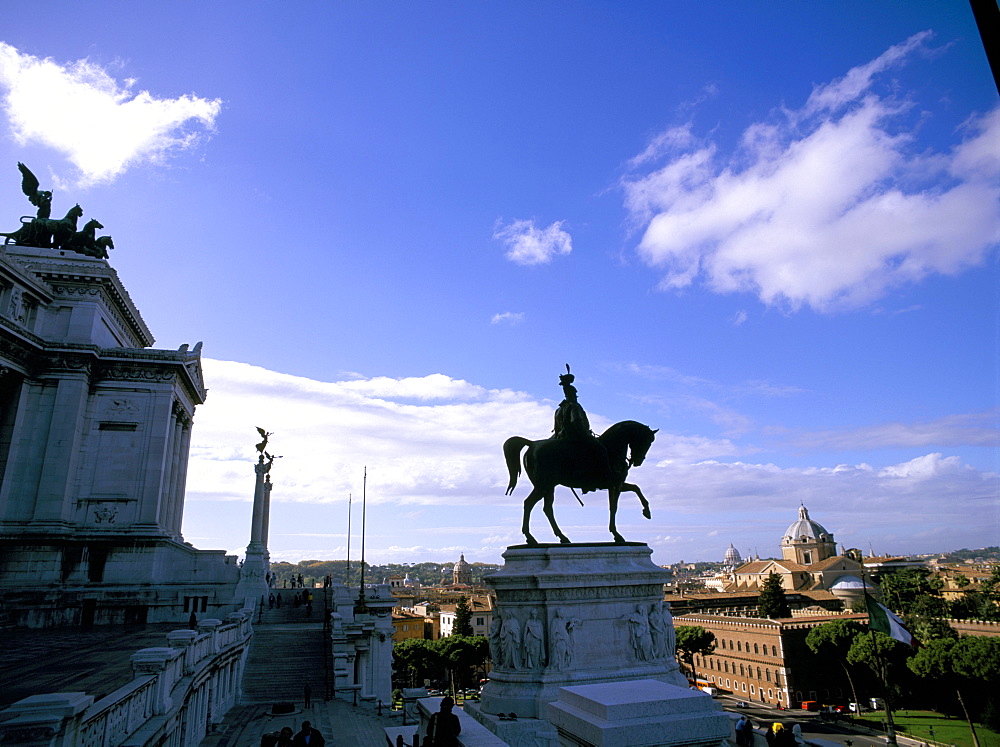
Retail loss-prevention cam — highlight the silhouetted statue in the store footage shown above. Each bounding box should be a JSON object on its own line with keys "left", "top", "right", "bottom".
{"left": 1, "top": 163, "right": 114, "bottom": 257}
{"left": 553, "top": 365, "right": 590, "bottom": 439}
{"left": 504, "top": 367, "right": 657, "bottom": 544}
{"left": 18, "top": 162, "right": 51, "bottom": 220}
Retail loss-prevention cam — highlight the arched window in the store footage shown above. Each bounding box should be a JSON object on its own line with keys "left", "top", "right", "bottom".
{"left": 742, "top": 682, "right": 747, "bottom": 692}
{"left": 740, "top": 664, "right": 745, "bottom": 676}
{"left": 756, "top": 667, "right": 762, "bottom": 680}
{"left": 753, "top": 643, "right": 759, "bottom": 654}
{"left": 768, "top": 689, "right": 773, "bottom": 700}
{"left": 745, "top": 641, "right": 750, "bottom": 651}
{"left": 765, "top": 669, "right": 771, "bottom": 682}
{"left": 736, "top": 641, "right": 741, "bottom": 652}
{"left": 771, "top": 645, "right": 777, "bottom": 656}
{"left": 720, "top": 639, "right": 726, "bottom": 650}
{"left": 750, "top": 685, "right": 755, "bottom": 695}
{"left": 775, "top": 672, "right": 781, "bottom": 686}
{"left": 724, "top": 661, "right": 729, "bottom": 673}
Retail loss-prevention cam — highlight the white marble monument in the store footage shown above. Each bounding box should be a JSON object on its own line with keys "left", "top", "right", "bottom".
{"left": 467, "top": 542, "right": 731, "bottom": 746}
{"left": 0, "top": 244, "right": 240, "bottom": 627}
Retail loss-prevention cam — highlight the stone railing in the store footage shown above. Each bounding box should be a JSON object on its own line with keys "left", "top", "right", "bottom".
{"left": 0, "top": 606, "right": 254, "bottom": 747}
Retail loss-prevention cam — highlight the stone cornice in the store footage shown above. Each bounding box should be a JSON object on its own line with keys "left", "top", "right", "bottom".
{"left": 0, "top": 249, "right": 55, "bottom": 303}
{"left": 0, "top": 340, "right": 207, "bottom": 404}
{"left": 5, "top": 247, "right": 154, "bottom": 347}
{"left": 0, "top": 326, "right": 41, "bottom": 372}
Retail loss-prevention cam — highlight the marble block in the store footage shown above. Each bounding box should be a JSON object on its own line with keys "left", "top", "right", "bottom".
{"left": 546, "top": 679, "right": 732, "bottom": 747}
{"left": 478, "top": 543, "right": 688, "bottom": 722}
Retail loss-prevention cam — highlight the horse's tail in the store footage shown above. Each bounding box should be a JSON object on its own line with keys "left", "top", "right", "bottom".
{"left": 503, "top": 436, "right": 531, "bottom": 495}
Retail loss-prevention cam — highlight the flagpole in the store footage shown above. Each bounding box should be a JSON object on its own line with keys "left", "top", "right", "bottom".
{"left": 346, "top": 493, "right": 352, "bottom": 584}
{"left": 862, "top": 570, "right": 898, "bottom": 746}
{"left": 357, "top": 467, "right": 368, "bottom": 613}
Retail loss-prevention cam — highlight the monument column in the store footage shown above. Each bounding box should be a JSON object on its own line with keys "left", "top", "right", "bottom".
{"left": 168, "top": 415, "right": 193, "bottom": 536}
{"left": 248, "top": 457, "right": 266, "bottom": 549}
{"left": 261, "top": 477, "right": 272, "bottom": 551}
{"left": 234, "top": 429, "right": 275, "bottom": 607}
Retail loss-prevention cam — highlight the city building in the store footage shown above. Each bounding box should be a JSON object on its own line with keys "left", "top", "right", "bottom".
{"left": 439, "top": 594, "right": 494, "bottom": 637}
{"left": 452, "top": 553, "right": 473, "bottom": 586}
{"left": 0, "top": 243, "right": 241, "bottom": 627}
{"left": 725, "top": 504, "right": 866, "bottom": 608}
{"left": 679, "top": 612, "right": 870, "bottom": 707}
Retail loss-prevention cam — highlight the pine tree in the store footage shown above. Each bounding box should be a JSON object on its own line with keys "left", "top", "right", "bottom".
{"left": 758, "top": 572, "right": 791, "bottom": 618}
{"left": 454, "top": 596, "right": 474, "bottom": 636}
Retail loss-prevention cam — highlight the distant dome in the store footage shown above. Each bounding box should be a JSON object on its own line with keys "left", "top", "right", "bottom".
{"left": 724, "top": 544, "right": 742, "bottom": 566}
{"left": 453, "top": 554, "right": 469, "bottom": 572}
{"left": 830, "top": 575, "right": 865, "bottom": 590}
{"left": 782, "top": 505, "right": 833, "bottom": 543}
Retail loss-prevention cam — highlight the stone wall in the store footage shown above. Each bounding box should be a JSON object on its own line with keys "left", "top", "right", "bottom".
{"left": 0, "top": 605, "right": 254, "bottom": 747}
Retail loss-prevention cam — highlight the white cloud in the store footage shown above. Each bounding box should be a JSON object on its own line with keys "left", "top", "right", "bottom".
{"left": 494, "top": 219, "right": 572, "bottom": 265}
{"left": 491, "top": 311, "right": 525, "bottom": 325}
{"left": 0, "top": 42, "right": 221, "bottom": 186}
{"left": 623, "top": 33, "right": 1000, "bottom": 312}
{"left": 182, "top": 361, "right": 998, "bottom": 561}
{"left": 783, "top": 411, "right": 999, "bottom": 451}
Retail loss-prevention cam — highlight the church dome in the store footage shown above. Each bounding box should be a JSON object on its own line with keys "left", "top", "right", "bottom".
{"left": 723, "top": 543, "right": 742, "bottom": 566}
{"left": 830, "top": 575, "right": 865, "bottom": 590}
{"left": 782, "top": 504, "right": 833, "bottom": 543}
{"left": 453, "top": 553, "right": 469, "bottom": 572}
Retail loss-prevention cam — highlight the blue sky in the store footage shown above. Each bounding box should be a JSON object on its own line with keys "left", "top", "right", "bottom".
{"left": 1, "top": 2, "right": 997, "bottom": 567}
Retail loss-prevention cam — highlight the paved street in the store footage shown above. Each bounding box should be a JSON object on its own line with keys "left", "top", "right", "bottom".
{"left": 716, "top": 694, "right": 938, "bottom": 747}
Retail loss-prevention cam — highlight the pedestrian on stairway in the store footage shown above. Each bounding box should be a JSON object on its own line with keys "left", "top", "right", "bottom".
{"left": 292, "top": 721, "right": 324, "bottom": 746}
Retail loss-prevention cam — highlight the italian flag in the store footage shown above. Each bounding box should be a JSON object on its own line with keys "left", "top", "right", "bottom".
{"left": 865, "top": 595, "right": 919, "bottom": 647}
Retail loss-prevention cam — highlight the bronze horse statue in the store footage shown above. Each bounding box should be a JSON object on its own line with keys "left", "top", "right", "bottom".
{"left": 64, "top": 218, "right": 113, "bottom": 258}
{"left": 1, "top": 203, "right": 82, "bottom": 250}
{"left": 504, "top": 420, "right": 658, "bottom": 545}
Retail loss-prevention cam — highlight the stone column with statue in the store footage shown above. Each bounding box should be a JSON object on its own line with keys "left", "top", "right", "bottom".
{"left": 235, "top": 428, "right": 279, "bottom": 608}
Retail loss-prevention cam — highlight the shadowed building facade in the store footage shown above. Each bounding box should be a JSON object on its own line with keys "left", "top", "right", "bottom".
{"left": 0, "top": 244, "right": 240, "bottom": 627}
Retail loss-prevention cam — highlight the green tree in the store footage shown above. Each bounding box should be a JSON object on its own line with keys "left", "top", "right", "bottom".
{"left": 806, "top": 618, "right": 864, "bottom": 709}
{"left": 758, "top": 572, "right": 791, "bottom": 619}
{"left": 436, "top": 635, "right": 490, "bottom": 693}
{"left": 454, "top": 596, "right": 474, "bottom": 637}
{"left": 393, "top": 638, "right": 444, "bottom": 688}
{"left": 909, "top": 635, "right": 1000, "bottom": 738}
{"left": 674, "top": 625, "right": 716, "bottom": 680}
{"left": 952, "top": 565, "right": 1000, "bottom": 621}
{"left": 846, "top": 630, "right": 913, "bottom": 706}
{"left": 879, "top": 568, "right": 945, "bottom": 616}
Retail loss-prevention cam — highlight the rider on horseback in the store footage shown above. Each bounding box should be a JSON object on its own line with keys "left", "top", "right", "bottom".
{"left": 553, "top": 365, "right": 612, "bottom": 491}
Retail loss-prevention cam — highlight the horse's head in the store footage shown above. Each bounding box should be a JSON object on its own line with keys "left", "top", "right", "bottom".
{"left": 83, "top": 219, "right": 103, "bottom": 231}
{"left": 628, "top": 424, "right": 658, "bottom": 467}
{"left": 67, "top": 204, "right": 84, "bottom": 220}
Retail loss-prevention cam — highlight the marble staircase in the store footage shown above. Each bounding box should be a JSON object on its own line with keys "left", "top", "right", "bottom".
{"left": 242, "top": 622, "right": 327, "bottom": 705}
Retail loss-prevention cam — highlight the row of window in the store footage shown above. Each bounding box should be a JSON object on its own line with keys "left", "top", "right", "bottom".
{"left": 695, "top": 653, "right": 782, "bottom": 685}
{"left": 718, "top": 639, "right": 777, "bottom": 657}
{"left": 708, "top": 677, "right": 782, "bottom": 702}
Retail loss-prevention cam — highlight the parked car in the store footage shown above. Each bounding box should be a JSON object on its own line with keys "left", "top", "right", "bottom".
{"left": 735, "top": 701, "right": 750, "bottom": 708}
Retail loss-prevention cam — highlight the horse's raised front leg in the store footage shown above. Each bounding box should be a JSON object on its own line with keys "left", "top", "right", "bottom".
{"left": 609, "top": 486, "right": 625, "bottom": 543}
{"left": 622, "top": 482, "right": 651, "bottom": 519}
{"left": 521, "top": 487, "right": 544, "bottom": 546}
{"left": 542, "top": 489, "right": 570, "bottom": 544}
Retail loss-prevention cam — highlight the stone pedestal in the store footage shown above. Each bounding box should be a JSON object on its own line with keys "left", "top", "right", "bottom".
{"left": 547, "top": 679, "right": 732, "bottom": 747}
{"left": 478, "top": 543, "right": 688, "bottom": 724}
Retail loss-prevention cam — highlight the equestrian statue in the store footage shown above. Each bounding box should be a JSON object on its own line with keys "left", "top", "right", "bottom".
{"left": 504, "top": 365, "right": 658, "bottom": 545}
{"left": 1, "top": 163, "right": 114, "bottom": 256}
